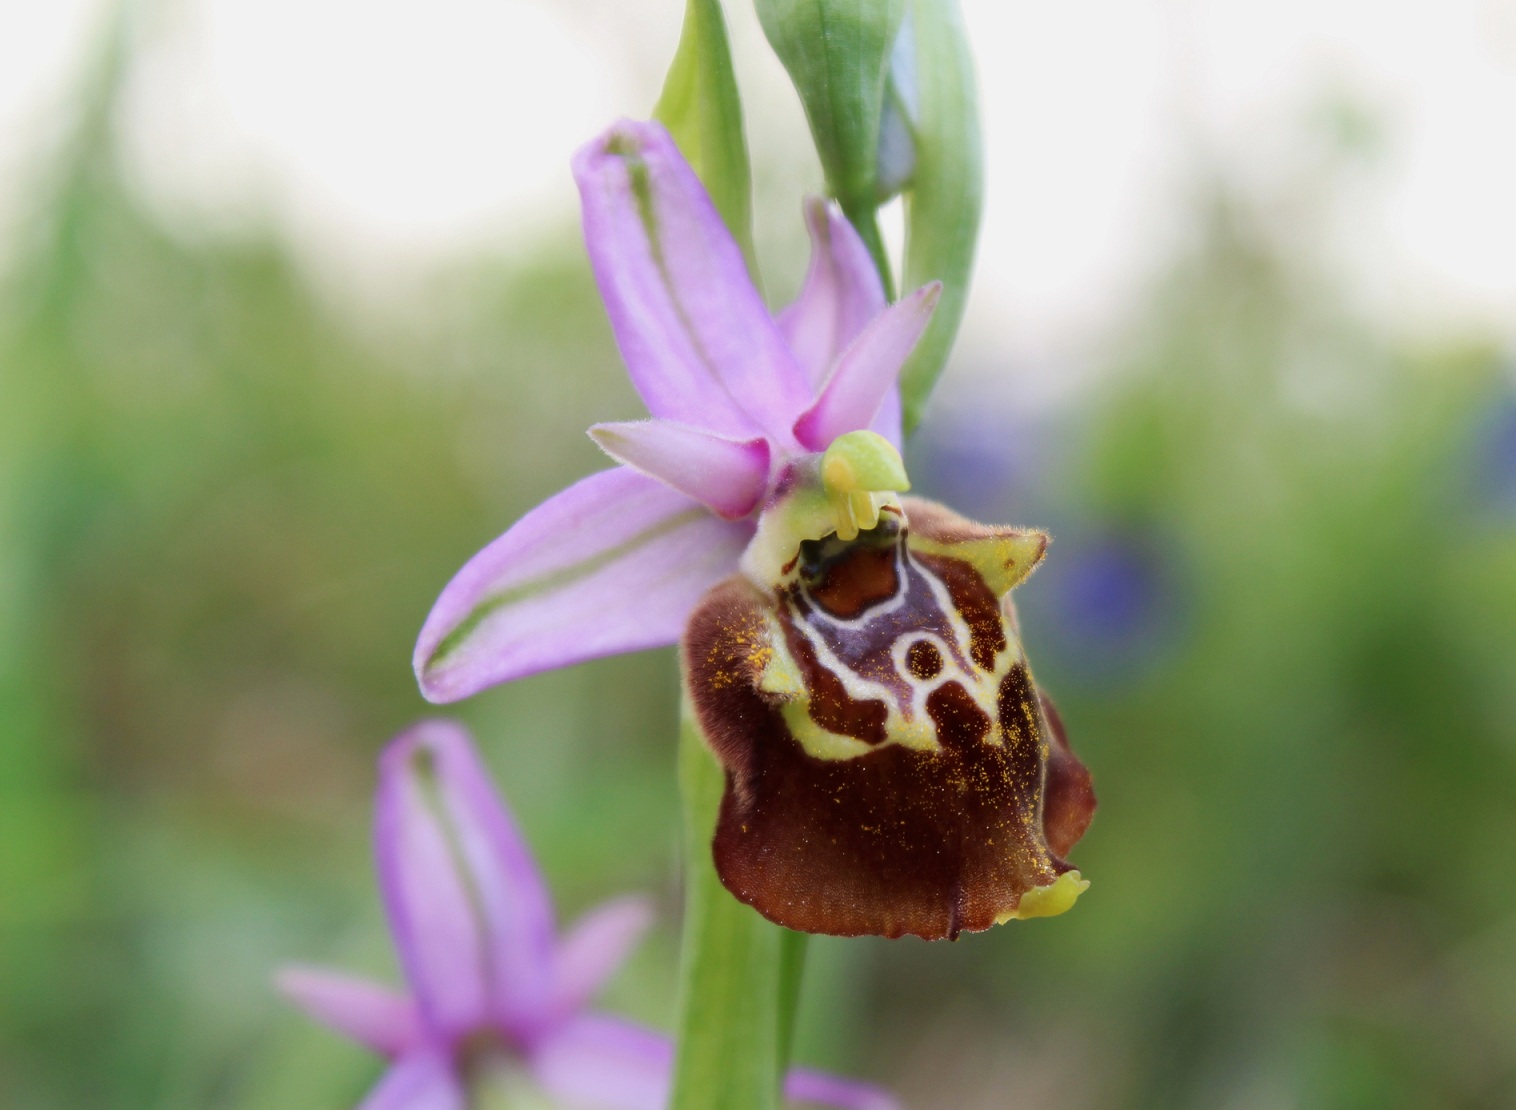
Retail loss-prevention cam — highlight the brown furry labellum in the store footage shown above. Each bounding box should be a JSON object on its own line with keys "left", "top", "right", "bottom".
{"left": 683, "top": 496, "right": 1096, "bottom": 940}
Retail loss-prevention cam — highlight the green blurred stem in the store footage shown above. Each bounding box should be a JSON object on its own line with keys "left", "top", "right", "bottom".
{"left": 775, "top": 926, "right": 808, "bottom": 1067}
{"left": 672, "top": 701, "right": 807, "bottom": 1110}
{"left": 843, "top": 201, "right": 897, "bottom": 304}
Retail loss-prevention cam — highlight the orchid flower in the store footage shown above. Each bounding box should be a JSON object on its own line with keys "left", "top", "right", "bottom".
{"left": 413, "top": 118, "right": 937, "bottom": 704}
{"left": 279, "top": 720, "right": 899, "bottom": 1110}
{"left": 414, "top": 118, "right": 1095, "bottom": 941}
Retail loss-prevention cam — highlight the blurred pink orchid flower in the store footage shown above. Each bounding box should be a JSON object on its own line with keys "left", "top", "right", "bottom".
{"left": 414, "top": 119, "right": 939, "bottom": 703}
{"left": 279, "top": 720, "right": 898, "bottom": 1110}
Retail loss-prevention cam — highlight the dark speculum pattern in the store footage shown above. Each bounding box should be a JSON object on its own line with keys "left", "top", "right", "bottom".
{"left": 906, "top": 640, "right": 943, "bottom": 679}
{"left": 684, "top": 498, "right": 1096, "bottom": 939}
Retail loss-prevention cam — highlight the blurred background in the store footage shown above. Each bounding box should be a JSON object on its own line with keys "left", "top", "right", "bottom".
{"left": 2, "top": 1, "right": 1515, "bottom": 1107}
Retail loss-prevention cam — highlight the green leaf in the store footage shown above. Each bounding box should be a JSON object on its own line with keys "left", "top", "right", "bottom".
{"left": 755, "top": 0, "right": 905, "bottom": 283}
{"left": 896, "top": 0, "right": 982, "bottom": 434}
{"left": 654, "top": 0, "right": 757, "bottom": 272}
{"left": 671, "top": 703, "right": 806, "bottom": 1110}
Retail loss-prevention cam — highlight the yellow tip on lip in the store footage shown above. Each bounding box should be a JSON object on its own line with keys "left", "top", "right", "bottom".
{"left": 997, "top": 870, "right": 1090, "bottom": 923}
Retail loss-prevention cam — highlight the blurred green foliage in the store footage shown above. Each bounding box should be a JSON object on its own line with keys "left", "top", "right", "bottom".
{"left": 2, "top": 39, "right": 1514, "bottom": 1110}
{"left": 0, "top": 50, "right": 685, "bottom": 1110}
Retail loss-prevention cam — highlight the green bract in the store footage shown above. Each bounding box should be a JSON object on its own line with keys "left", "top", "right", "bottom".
{"left": 655, "top": 0, "right": 756, "bottom": 270}
{"left": 756, "top": 0, "right": 905, "bottom": 280}
{"left": 759, "top": 0, "right": 982, "bottom": 434}
{"left": 895, "top": 0, "right": 981, "bottom": 433}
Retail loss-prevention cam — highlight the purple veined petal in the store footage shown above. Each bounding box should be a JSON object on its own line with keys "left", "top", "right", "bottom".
{"left": 547, "top": 895, "right": 655, "bottom": 1026}
{"left": 358, "top": 1051, "right": 466, "bottom": 1110}
{"left": 589, "top": 421, "right": 771, "bottom": 520}
{"left": 276, "top": 966, "right": 422, "bottom": 1057}
{"left": 393, "top": 722, "right": 563, "bottom": 1032}
{"left": 415, "top": 468, "right": 753, "bottom": 702}
{"left": 777, "top": 197, "right": 887, "bottom": 389}
{"left": 375, "top": 724, "right": 492, "bottom": 1041}
{"left": 785, "top": 1068, "right": 903, "bottom": 1110}
{"left": 574, "top": 119, "right": 812, "bottom": 445}
{"left": 530, "top": 1014, "right": 672, "bottom": 1110}
{"left": 793, "top": 282, "right": 941, "bottom": 453}
{"left": 377, "top": 721, "right": 559, "bottom": 1041}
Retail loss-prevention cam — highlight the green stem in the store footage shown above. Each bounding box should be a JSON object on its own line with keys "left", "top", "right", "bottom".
{"left": 775, "top": 927, "right": 809, "bottom": 1067}
{"left": 842, "top": 201, "right": 897, "bottom": 303}
{"left": 671, "top": 700, "right": 809, "bottom": 1110}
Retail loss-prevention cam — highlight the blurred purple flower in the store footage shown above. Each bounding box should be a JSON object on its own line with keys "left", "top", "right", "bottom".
{"left": 414, "top": 119, "right": 939, "bottom": 704}
{"left": 1057, "top": 539, "right": 1164, "bottom": 646}
{"left": 906, "top": 400, "right": 1049, "bottom": 524}
{"left": 1021, "top": 528, "right": 1179, "bottom": 684}
{"left": 1473, "top": 388, "right": 1516, "bottom": 516}
{"left": 279, "top": 720, "right": 899, "bottom": 1110}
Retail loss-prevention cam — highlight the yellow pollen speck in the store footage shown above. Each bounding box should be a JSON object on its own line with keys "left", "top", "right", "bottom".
{"left": 997, "top": 871, "right": 1089, "bottom": 923}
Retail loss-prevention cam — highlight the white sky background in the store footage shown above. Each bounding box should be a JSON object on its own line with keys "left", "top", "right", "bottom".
{"left": 2, "top": 0, "right": 1515, "bottom": 382}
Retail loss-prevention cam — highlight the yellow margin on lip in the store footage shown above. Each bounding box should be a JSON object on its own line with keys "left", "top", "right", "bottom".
{"left": 997, "top": 870, "right": 1089, "bottom": 923}
{"left": 908, "top": 530, "right": 1049, "bottom": 600}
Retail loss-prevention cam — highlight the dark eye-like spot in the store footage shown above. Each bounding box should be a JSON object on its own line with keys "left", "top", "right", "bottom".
{"left": 798, "top": 519, "right": 904, "bottom": 619}
{"left": 797, "top": 534, "right": 848, "bottom": 580}
{"left": 796, "top": 516, "right": 902, "bottom": 581}
{"left": 906, "top": 639, "right": 943, "bottom": 680}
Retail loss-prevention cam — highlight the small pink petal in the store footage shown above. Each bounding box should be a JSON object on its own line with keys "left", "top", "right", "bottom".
{"left": 358, "top": 1052, "right": 465, "bottom": 1110}
{"left": 793, "top": 283, "right": 941, "bottom": 452}
{"left": 276, "top": 966, "right": 421, "bottom": 1057}
{"left": 574, "top": 119, "right": 812, "bottom": 445}
{"left": 375, "top": 729, "right": 491, "bottom": 1040}
{"left": 377, "top": 721, "right": 559, "bottom": 1040}
{"left": 869, "top": 386, "right": 904, "bottom": 449}
{"left": 548, "top": 895, "right": 655, "bottom": 1024}
{"left": 530, "top": 1015, "right": 672, "bottom": 1110}
{"left": 589, "top": 421, "right": 770, "bottom": 519}
{"left": 777, "top": 197, "right": 887, "bottom": 388}
{"left": 415, "top": 468, "right": 752, "bottom": 702}
{"left": 786, "top": 1068, "right": 903, "bottom": 1110}
{"left": 530, "top": 1014, "right": 901, "bottom": 1110}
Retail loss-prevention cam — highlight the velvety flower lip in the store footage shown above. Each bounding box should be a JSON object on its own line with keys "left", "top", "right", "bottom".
{"left": 414, "top": 118, "right": 939, "bottom": 705}
{"left": 278, "top": 720, "right": 901, "bottom": 1110}
{"left": 684, "top": 497, "right": 1096, "bottom": 940}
